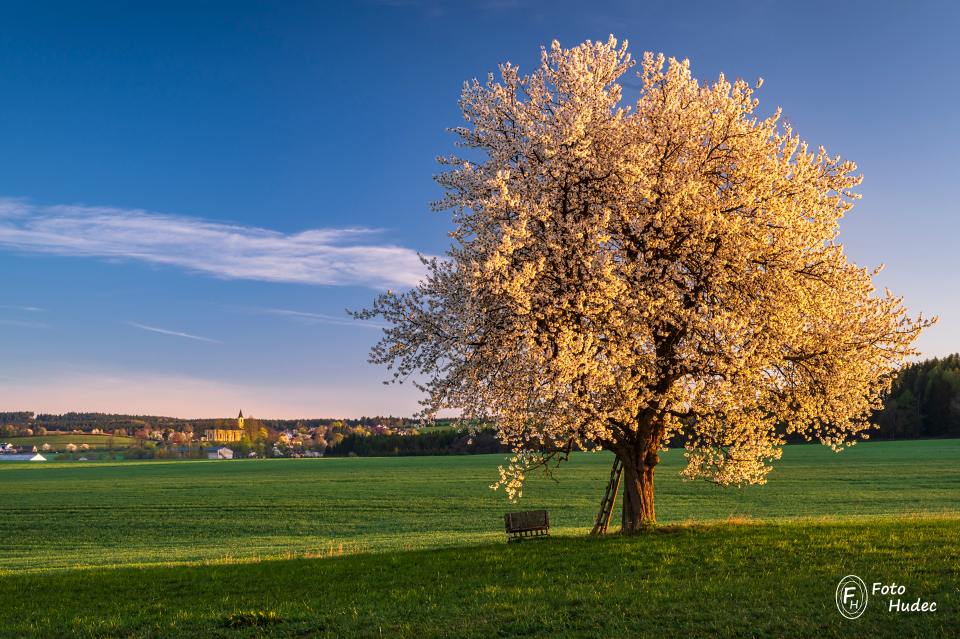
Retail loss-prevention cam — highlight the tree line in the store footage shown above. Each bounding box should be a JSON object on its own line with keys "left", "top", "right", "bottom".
{"left": 323, "top": 429, "right": 507, "bottom": 457}
{"left": 872, "top": 354, "right": 960, "bottom": 439}
{"left": 0, "top": 412, "right": 455, "bottom": 433}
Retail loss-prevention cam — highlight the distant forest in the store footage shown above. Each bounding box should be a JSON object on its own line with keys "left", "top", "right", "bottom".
{"left": 0, "top": 412, "right": 452, "bottom": 433}
{"left": 2, "top": 355, "right": 959, "bottom": 451}
{"left": 873, "top": 354, "right": 960, "bottom": 439}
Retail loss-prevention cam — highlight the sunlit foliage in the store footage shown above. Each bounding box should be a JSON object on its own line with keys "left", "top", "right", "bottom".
{"left": 357, "top": 37, "right": 933, "bottom": 529}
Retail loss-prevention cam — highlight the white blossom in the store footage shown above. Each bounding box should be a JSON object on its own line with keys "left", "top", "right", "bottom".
{"left": 355, "top": 37, "right": 934, "bottom": 529}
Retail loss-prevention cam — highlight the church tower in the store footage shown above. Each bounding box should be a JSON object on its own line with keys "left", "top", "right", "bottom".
{"left": 204, "top": 410, "right": 246, "bottom": 443}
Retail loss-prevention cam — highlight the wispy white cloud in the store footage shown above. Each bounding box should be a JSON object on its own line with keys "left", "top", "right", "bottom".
{"left": 128, "top": 322, "right": 221, "bottom": 343}
{"left": 0, "top": 305, "right": 45, "bottom": 312}
{"left": 258, "top": 307, "right": 388, "bottom": 330}
{"left": 0, "top": 198, "right": 428, "bottom": 289}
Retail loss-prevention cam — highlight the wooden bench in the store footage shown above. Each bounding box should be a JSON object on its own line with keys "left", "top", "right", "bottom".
{"left": 504, "top": 509, "right": 550, "bottom": 542}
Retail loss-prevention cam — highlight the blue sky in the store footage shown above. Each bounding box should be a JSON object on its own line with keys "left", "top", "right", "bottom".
{"left": 1, "top": 0, "right": 957, "bottom": 418}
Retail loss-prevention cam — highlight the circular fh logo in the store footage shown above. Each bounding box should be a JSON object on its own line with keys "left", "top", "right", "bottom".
{"left": 836, "top": 575, "right": 869, "bottom": 619}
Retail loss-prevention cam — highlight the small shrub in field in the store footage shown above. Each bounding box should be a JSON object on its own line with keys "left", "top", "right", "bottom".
{"left": 223, "top": 610, "right": 282, "bottom": 628}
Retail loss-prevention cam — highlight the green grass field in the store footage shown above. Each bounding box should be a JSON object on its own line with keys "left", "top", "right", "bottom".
{"left": 1, "top": 440, "right": 958, "bottom": 637}
{"left": 5, "top": 433, "right": 137, "bottom": 449}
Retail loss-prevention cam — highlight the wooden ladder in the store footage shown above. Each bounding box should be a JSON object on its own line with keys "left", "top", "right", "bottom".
{"left": 590, "top": 456, "right": 623, "bottom": 535}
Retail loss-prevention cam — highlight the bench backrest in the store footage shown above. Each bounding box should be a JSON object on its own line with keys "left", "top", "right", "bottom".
{"left": 504, "top": 509, "right": 549, "bottom": 532}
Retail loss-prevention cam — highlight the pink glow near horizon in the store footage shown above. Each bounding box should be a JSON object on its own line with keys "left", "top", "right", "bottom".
{"left": 0, "top": 372, "right": 426, "bottom": 419}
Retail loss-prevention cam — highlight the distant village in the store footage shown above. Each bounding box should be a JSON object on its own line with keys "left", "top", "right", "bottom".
{"left": 0, "top": 410, "right": 505, "bottom": 461}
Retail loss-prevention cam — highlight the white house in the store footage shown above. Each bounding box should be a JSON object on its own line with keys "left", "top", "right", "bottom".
{"left": 208, "top": 447, "right": 234, "bottom": 460}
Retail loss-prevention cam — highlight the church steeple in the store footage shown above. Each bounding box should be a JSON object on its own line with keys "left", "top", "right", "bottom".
{"left": 237, "top": 410, "right": 245, "bottom": 429}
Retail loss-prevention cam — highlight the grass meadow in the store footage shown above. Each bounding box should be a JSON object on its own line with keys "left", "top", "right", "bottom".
{"left": 5, "top": 433, "right": 137, "bottom": 450}
{"left": 1, "top": 439, "right": 958, "bottom": 637}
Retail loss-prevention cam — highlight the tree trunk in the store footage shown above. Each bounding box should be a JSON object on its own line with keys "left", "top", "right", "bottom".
{"left": 619, "top": 446, "right": 659, "bottom": 533}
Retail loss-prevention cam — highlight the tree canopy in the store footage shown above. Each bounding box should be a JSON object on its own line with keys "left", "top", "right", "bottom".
{"left": 357, "top": 37, "right": 933, "bottom": 531}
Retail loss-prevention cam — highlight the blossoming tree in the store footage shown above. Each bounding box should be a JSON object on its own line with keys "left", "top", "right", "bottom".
{"left": 356, "top": 37, "right": 933, "bottom": 532}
